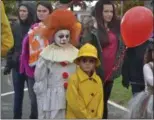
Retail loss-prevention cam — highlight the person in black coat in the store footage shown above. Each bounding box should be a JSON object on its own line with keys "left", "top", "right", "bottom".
{"left": 3, "top": 2, "right": 37, "bottom": 119}
{"left": 122, "top": 41, "right": 149, "bottom": 95}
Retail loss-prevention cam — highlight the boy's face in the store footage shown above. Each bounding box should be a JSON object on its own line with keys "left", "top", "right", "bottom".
{"left": 78, "top": 57, "right": 97, "bottom": 74}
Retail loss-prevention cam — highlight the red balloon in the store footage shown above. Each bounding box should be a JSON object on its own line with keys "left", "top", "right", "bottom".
{"left": 121, "top": 6, "right": 153, "bottom": 48}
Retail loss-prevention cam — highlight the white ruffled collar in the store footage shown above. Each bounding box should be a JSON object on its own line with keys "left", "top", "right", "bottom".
{"left": 40, "top": 43, "right": 78, "bottom": 63}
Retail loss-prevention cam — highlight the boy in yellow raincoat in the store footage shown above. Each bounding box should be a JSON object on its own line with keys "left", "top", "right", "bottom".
{"left": 66, "top": 43, "right": 104, "bottom": 119}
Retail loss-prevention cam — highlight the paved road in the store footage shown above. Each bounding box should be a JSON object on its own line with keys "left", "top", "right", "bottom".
{"left": 1, "top": 59, "right": 127, "bottom": 119}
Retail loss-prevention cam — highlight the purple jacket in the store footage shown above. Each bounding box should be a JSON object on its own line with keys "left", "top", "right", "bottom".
{"left": 20, "top": 23, "right": 39, "bottom": 78}
{"left": 20, "top": 35, "right": 35, "bottom": 78}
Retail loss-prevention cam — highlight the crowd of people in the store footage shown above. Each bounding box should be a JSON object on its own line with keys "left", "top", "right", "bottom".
{"left": 1, "top": 0, "right": 153, "bottom": 119}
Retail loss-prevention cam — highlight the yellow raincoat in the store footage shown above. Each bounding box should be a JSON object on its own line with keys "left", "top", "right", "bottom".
{"left": 66, "top": 67, "right": 104, "bottom": 119}
{"left": 1, "top": 1, "right": 14, "bottom": 57}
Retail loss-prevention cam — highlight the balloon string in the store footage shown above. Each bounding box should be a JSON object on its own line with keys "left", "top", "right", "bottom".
{"left": 104, "top": 47, "right": 127, "bottom": 82}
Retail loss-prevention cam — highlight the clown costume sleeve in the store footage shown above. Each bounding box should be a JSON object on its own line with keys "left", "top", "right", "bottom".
{"left": 34, "top": 57, "right": 48, "bottom": 95}
{"left": 33, "top": 57, "right": 48, "bottom": 119}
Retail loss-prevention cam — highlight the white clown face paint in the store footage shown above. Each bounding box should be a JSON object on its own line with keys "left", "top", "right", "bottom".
{"left": 54, "top": 30, "right": 70, "bottom": 47}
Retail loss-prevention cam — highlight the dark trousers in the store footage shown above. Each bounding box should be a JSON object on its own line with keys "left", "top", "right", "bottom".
{"left": 131, "top": 84, "right": 145, "bottom": 96}
{"left": 12, "top": 69, "right": 38, "bottom": 119}
{"left": 103, "top": 81, "right": 113, "bottom": 119}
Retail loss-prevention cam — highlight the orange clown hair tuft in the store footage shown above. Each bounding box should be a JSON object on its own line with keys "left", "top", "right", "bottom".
{"left": 38, "top": 9, "right": 82, "bottom": 46}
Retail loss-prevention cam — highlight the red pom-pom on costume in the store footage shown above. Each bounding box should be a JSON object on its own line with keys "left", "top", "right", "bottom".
{"left": 64, "top": 82, "right": 68, "bottom": 89}
{"left": 62, "top": 72, "right": 69, "bottom": 79}
{"left": 60, "top": 62, "right": 68, "bottom": 67}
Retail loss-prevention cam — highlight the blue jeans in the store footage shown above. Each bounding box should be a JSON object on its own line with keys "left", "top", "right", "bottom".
{"left": 12, "top": 69, "right": 38, "bottom": 119}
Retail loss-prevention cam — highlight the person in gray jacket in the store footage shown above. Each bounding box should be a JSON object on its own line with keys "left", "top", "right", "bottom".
{"left": 3, "top": 2, "right": 37, "bottom": 119}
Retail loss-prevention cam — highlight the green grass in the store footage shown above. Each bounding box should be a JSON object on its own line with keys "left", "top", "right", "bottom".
{"left": 110, "top": 76, "right": 132, "bottom": 107}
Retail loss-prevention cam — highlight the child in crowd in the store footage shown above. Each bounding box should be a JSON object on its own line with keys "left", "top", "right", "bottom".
{"left": 20, "top": 1, "right": 53, "bottom": 78}
{"left": 66, "top": 43, "right": 104, "bottom": 119}
{"left": 33, "top": 9, "right": 81, "bottom": 119}
{"left": 127, "top": 44, "right": 154, "bottom": 119}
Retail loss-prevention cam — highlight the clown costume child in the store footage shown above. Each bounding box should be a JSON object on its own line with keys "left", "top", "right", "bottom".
{"left": 33, "top": 9, "right": 81, "bottom": 119}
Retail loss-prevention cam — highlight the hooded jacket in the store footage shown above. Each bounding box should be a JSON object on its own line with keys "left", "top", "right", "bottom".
{"left": 122, "top": 41, "right": 149, "bottom": 88}
{"left": 5, "top": 2, "right": 36, "bottom": 71}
